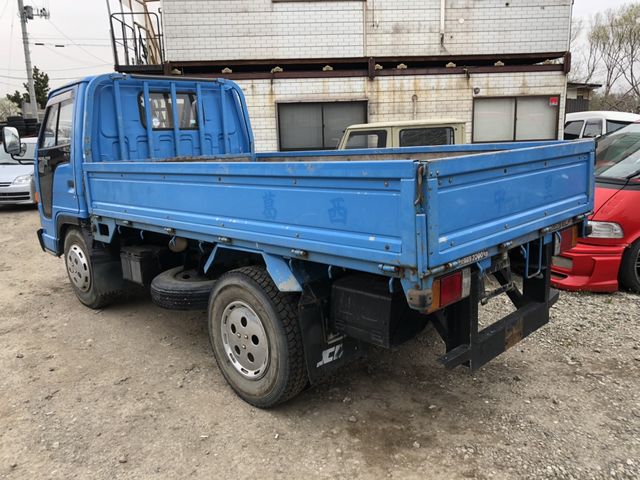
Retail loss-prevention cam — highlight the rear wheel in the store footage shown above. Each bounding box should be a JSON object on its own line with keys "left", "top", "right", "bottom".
{"left": 208, "top": 266, "right": 307, "bottom": 408}
{"left": 619, "top": 239, "right": 640, "bottom": 293}
{"left": 63, "top": 228, "right": 125, "bottom": 309}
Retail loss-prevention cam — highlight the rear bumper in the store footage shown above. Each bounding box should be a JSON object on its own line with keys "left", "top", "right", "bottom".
{"left": 439, "top": 288, "right": 559, "bottom": 370}
{"left": 435, "top": 245, "right": 557, "bottom": 372}
{"left": 551, "top": 242, "right": 626, "bottom": 292}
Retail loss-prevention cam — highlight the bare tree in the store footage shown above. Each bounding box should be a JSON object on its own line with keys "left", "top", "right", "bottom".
{"left": 575, "top": 4, "right": 640, "bottom": 112}
{"left": 570, "top": 17, "right": 601, "bottom": 85}
{"left": 589, "top": 9, "right": 626, "bottom": 96}
{"left": 618, "top": 4, "right": 640, "bottom": 99}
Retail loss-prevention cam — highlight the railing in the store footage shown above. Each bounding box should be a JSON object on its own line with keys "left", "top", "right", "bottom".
{"left": 110, "top": 12, "right": 164, "bottom": 69}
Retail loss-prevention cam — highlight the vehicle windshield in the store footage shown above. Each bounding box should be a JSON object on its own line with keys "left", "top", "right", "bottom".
{"left": 0, "top": 141, "right": 36, "bottom": 165}
{"left": 595, "top": 123, "right": 640, "bottom": 181}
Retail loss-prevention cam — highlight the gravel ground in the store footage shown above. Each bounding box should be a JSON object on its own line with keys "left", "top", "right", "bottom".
{"left": 0, "top": 206, "right": 639, "bottom": 480}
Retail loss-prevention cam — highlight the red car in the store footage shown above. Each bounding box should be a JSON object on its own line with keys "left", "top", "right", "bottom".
{"left": 552, "top": 123, "right": 640, "bottom": 293}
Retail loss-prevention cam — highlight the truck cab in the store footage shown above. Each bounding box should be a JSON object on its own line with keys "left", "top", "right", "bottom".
{"left": 338, "top": 119, "right": 466, "bottom": 150}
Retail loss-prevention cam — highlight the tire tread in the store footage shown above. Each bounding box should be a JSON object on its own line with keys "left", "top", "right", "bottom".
{"left": 212, "top": 266, "right": 307, "bottom": 407}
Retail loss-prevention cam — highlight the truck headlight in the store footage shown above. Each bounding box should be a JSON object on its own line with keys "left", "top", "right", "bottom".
{"left": 587, "top": 221, "right": 624, "bottom": 239}
{"left": 12, "top": 174, "right": 33, "bottom": 186}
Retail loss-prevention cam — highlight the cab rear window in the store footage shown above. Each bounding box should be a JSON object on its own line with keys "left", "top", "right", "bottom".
{"left": 400, "top": 127, "right": 454, "bottom": 147}
{"left": 138, "top": 92, "right": 198, "bottom": 130}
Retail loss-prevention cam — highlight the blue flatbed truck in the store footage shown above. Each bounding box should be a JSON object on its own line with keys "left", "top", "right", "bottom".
{"left": 3, "top": 74, "right": 595, "bottom": 407}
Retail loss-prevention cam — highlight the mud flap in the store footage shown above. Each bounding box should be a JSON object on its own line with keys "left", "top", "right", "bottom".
{"left": 298, "top": 281, "right": 366, "bottom": 383}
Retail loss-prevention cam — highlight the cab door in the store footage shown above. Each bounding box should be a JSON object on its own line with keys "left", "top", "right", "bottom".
{"left": 36, "top": 89, "right": 79, "bottom": 252}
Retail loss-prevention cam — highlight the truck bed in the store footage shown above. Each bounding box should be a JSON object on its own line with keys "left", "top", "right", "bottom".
{"left": 83, "top": 140, "right": 594, "bottom": 277}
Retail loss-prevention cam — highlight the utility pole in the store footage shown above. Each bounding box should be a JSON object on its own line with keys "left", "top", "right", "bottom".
{"left": 17, "top": 0, "right": 38, "bottom": 119}
{"left": 17, "top": 1, "right": 50, "bottom": 118}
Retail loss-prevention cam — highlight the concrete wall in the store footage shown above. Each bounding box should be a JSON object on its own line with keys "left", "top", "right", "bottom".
{"left": 161, "top": 0, "right": 573, "bottom": 61}
{"left": 237, "top": 70, "right": 568, "bottom": 151}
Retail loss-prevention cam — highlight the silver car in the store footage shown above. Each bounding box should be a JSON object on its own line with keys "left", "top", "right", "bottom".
{"left": 0, "top": 137, "right": 37, "bottom": 205}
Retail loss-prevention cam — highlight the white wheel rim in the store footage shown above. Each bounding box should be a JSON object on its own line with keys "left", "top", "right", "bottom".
{"left": 221, "top": 300, "right": 270, "bottom": 380}
{"left": 66, "top": 244, "right": 91, "bottom": 292}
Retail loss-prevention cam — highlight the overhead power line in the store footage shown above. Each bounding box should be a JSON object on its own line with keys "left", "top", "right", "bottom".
{"left": 33, "top": 42, "right": 112, "bottom": 47}
{"left": 0, "top": 71, "right": 107, "bottom": 81}
{"left": 2, "top": 63, "right": 111, "bottom": 72}
{"left": 46, "top": 18, "right": 111, "bottom": 63}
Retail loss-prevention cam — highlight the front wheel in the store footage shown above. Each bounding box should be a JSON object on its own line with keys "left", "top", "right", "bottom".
{"left": 619, "top": 239, "right": 640, "bottom": 293}
{"left": 208, "top": 266, "right": 307, "bottom": 408}
{"left": 63, "top": 228, "right": 124, "bottom": 309}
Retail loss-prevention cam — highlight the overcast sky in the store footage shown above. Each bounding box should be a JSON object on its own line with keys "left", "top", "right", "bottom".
{"left": 0, "top": 0, "right": 634, "bottom": 98}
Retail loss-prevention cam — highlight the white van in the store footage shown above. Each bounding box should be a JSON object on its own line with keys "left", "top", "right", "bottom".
{"left": 564, "top": 111, "right": 640, "bottom": 139}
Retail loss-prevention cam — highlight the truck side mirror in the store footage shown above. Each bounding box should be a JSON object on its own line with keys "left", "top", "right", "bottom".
{"left": 2, "top": 127, "right": 22, "bottom": 155}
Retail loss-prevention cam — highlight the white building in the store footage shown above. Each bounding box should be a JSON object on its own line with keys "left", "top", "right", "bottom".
{"left": 111, "top": 0, "right": 573, "bottom": 151}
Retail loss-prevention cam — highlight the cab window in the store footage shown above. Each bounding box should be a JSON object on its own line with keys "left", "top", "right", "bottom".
{"left": 563, "top": 120, "right": 584, "bottom": 140}
{"left": 57, "top": 100, "right": 74, "bottom": 145}
{"left": 138, "top": 92, "right": 198, "bottom": 130}
{"left": 39, "top": 98, "right": 74, "bottom": 148}
{"left": 606, "top": 120, "right": 631, "bottom": 134}
{"left": 400, "top": 127, "right": 454, "bottom": 147}
{"left": 583, "top": 119, "right": 603, "bottom": 138}
{"left": 40, "top": 104, "right": 58, "bottom": 149}
{"left": 344, "top": 130, "right": 387, "bottom": 149}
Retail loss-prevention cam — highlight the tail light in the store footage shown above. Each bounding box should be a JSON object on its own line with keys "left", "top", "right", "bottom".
{"left": 427, "top": 267, "right": 471, "bottom": 313}
{"left": 34, "top": 191, "right": 39, "bottom": 204}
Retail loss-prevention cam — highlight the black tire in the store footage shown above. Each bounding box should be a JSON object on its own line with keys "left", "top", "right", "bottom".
{"left": 619, "top": 239, "right": 640, "bottom": 293}
{"left": 150, "top": 266, "right": 217, "bottom": 310}
{"left": 63, "top": 228, "right": 125, "bottom": 309}
{"left": 208, "top": 266, "right": 307, "bottom": 408}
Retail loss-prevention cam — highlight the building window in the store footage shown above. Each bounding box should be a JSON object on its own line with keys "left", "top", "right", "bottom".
{"left": 278, "top": 101, "right": 367, "bottom": 151}
{"left": 473, "top": 96, "right": 560, "bottom": 142}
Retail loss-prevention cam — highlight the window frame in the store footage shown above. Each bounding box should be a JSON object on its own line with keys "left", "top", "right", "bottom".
{"left": 472, "top": 95, "right": 561, "bottom": 143}
{"left": 39, "top": 104, "right": 59, "bottom": 150}
{"left": 606, "top": 119, "right": 631, "bottom": 134}
{"left": 399, "top": 126, "right": 455, "bottom": 147}
{"left": 39, "top": 90, "right": 76, "bottom": 150}
{"left": 343, "top": 129, "right": 388, "bottom": 149}
{"left": 582, "top": 118, "right": 604, "bottom": 138}
{"left": 137, "top": 91, "right": 200, "bottom": 131}
{"left": 55, "top": 99, "right": 75, "bottom": 147}
{"left": 276, "top": 100, "right": 368, "bottom": 152}
{"left": 564, "top": 120, "right": 585, "bottom": 140}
